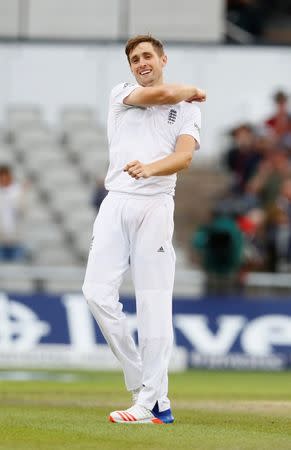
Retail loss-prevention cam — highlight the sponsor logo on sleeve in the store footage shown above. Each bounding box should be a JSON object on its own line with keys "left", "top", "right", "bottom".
{"left": 123, "top": 82, "right": 135, "bottom": 89}
{"left": 194, "top": 122, "right": 200, "bottom": 133}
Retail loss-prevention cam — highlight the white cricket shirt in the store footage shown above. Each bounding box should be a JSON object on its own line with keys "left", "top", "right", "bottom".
{"left": 105, "top": 82, "right": 201, "bottom": 196}
{"left": 0, "top": 183, "right": 23, "bottom": 243}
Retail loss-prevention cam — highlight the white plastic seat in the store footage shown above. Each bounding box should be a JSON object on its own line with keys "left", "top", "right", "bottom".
{"left": 46, "top": 278, "right": 83, "bottom": 293}
{"left": 0, "top": 279, "right": 34, "bottom": 293}
{"left": 26, "top": 152, "right": 68, "bottom": 173}
{"left": 80, "top": 156, "right": 109, "bottom": 178}
{"left": 5, "top": 105, "right": 42, "bottom": 125}
{"left": 61, "top": 106, "right": 95, "bottom": 124}
{"left": 14, "top": 128, "right": 56, "bottom": 150}
{"left": 60, "top": 107, "right": 102, "bottom": 136}
{"left": 0, "top": 145, "right": 14, "bottom": 164}
{"left": 73, "top": 229, "right": 92, "bottom": 257}
{"left": 22, "top": 223, "right": 64, "bottom": 244}
{"left": 40, "top": 168, "right": 80, "bottom": 192}
{"left": 67, "top": 129, "right": 107, "bottom": 153}
{"left": 24, "top": 190, "right": 43, "bottom": 208}
{"left": 34, "top": 247, "right": 76, "bottom": 265}
{"left": 53, "top": 188, "right": 90, "bottom": 212}
{"left": 64, "top": 204, "right": 96, "bottom": 228}
{"left": 24, "top": 206, "right": 52, "bottom": 224}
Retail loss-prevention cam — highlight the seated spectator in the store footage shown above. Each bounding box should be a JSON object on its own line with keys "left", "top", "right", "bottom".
{"left": 265, "top": 90, "right": 291, "bottom": 139}
{"left": 225, "top": 123, "right": 263, "bottom": 194}
{"left": 236, "top": 207, "right": 267, "bottom": 271}
{"left": 0, "top": 165, "right": 27, "bottom": 261}
{"left": 266, "top": 177, "right": 291, "bottom": 271}
{"left": 247, "top": 148, "right": 291, "bottom": 209}
{"left": 192, "top": 214, "right": 244, "bottom": 276}
{"left": 91, "top": 178, "right": 107, "bottom": 212}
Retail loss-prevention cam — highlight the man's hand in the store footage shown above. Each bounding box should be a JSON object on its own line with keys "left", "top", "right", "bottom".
{"left": 124, "top": 160, "right": 152, "bottom": 179}
{"left": 186, "top": 88, "right": 206, "bottom": 103}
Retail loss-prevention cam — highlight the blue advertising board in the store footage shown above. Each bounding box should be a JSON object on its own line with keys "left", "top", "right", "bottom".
{"left": 0, "top": 291, "right": 291, "bottom": 370}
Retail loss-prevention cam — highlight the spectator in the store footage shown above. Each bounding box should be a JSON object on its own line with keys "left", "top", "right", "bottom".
{"left": 236, "top": 207, "right": 267, "bottom": 271}
{"left": 247, "top": 149, "right": 291, "bottom": 208}
{"left": 193, "top": 214, "right": 244, "bottom": 275}
{"left": 265, "top": 90, "right": 291, "bottom": 139}
{"left": 266, "top": 177, "right": 291, "bottom": 271}
{"left": 225, "top": 124, "right": 263, "bottom": 194}
{"left": 91, "top": 178, "right": 107, "bottom": 212}
{"left": 0, "top": 165, "right": 26, "bottom": 261}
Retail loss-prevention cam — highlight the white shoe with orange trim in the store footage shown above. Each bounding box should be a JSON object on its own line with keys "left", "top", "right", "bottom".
{"left": 109, "top": 404, "right": 164, "bottom": 424}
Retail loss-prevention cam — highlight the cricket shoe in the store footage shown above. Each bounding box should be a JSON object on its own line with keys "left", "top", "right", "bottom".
{"left": 109, "top": 404, "right": 165, "bottom": 424}
{"left": 152, "top": 401, "right": 175, "bottom": 424}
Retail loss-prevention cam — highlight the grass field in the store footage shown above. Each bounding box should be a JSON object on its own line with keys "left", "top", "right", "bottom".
{"left": 1, "top": 370, "right": 291, "bottom": 450}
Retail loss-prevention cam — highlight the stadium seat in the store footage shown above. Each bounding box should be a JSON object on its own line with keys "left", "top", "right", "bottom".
{"left": 0, "top": 105, "right": 106, "bottom": 265}
{"left": 34, "top": 246, "right": 76, "bottom": 265}
{"left": 5, "top": 105, "right": 43, "bottom": 125}
{"left": 66, "top": 129, "right": 107, "bottom": 154}
{"left": 14, "top": 128, "right": 56, "bottom": 151}
{"left": 0, "top": 145, "right": 15, "bottom": 164}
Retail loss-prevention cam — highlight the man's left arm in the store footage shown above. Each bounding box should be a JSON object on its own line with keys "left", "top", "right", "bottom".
{"left": 124, "top": 135, "right": 197, "bottom": 179}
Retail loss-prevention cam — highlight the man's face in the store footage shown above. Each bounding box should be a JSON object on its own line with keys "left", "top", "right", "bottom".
{"left": 234, "top": 128, "right": 253, "bottom": 150}
{"left": 128, "top": 42, "right": 167, "bottom": 87}
{"left": 0, "top": 172, "right": 12, "bottom": 187}
{"left": 282, "top": 179, "right": 291, "bottom": 201}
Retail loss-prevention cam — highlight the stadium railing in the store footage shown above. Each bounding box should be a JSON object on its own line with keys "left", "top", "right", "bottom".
{"left": 1, "top": 264, "right": 291, "bottom": 298}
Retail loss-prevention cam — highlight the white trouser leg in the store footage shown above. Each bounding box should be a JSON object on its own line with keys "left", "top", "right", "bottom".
{"left": 130, "top": 195, "right": 175, "bottom": 411}
{"left": 82, "top": 195, "right": 142, "bottom": 390}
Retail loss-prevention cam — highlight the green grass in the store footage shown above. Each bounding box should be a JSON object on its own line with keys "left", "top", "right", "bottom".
{"left": 1, "top": 370, "right": 291, "bottom": 450}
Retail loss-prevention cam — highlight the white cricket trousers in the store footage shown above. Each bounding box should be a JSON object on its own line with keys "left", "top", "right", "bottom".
{"left": 82, "top": 191, "right": 175, "bottom": 411}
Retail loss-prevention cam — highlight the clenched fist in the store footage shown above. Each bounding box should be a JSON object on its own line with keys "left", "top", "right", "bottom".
{"left": 186, "top": 88, "right": 206, "bottom": 103}
{"left": 124, "top": 160, "right": 152, "bottom": 179}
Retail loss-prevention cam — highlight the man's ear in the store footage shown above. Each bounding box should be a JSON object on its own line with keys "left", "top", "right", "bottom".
{"left": 161, "top": 54, "right": 168, "bottom": 67}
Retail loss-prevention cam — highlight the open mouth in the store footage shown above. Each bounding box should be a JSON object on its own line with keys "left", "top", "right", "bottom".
{"left": 139, "top": 69, "right": 152, "bottom": 76}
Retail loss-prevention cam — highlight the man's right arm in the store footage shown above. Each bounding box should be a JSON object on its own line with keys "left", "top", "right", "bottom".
{"left": 124, "top": 84, "right": 206, "bottom": 107}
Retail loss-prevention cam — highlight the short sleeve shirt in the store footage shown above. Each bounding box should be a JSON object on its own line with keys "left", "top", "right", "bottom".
{"left": 105, "top": 82, "right": 201, "bottom": 196}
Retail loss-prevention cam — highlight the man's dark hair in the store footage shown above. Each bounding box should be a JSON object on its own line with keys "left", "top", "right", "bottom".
{"left": 274, "top": 90, "right": 288, "bottom": 104}
{"left": 125, "top": 34, "right": 164, "bottom": 63}
{"left": 0, "top": 165, "right": 11, "bottom": 176}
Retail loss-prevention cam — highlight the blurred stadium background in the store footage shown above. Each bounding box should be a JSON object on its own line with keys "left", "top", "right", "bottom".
{"left": 0, "top": 0, "right": 291, "bottom": 374}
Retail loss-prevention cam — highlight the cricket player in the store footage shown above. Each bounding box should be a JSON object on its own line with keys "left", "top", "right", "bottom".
{"left": 82, "top": 34, "right": 206, "bottom": 424}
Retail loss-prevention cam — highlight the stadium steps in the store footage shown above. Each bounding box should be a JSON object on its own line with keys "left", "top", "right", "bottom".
{"left": 175, "top": 167, "right": 230, "bottom": 258}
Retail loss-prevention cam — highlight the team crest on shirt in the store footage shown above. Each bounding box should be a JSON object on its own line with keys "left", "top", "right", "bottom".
{"left": 168, "top": 109, "right": 177, "bottom": 124}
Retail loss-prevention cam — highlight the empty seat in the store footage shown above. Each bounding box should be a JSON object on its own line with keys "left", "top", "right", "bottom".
{"left": 40, "top": 167, "right": 80, "bottom": 191}
{"left": 24, "top": 205, "right": 52, "bottom": 224}
{"left": 0, "top": 145, "right": 14, "bottom": 164}
{"left": 61, "top": 106, "right": 95, "bottom": 124}
{"left": 46, "top": 278, "right": 83, "bottom": 293}
{"left": 79, "top": 151, "right": 109, "bottom": 177}
{"left": 34, "top": 246, "right": 76, "bottom": 265}
{"left": 14, "top": 128, "right": 56, "bottom": 150}
{"left": 60, "top": 107, "right": 103, "bottom": 137}
{"left": 25, "top": 150, "right": 68, "bottom": 174}
{"left": 6, "top": 105, "right": 43, "bottom": 125}
{"left": 52, "top": 188, "right": 90, "bottom": 213}
{"left": 64, "top": 206, "right": 94, "bottom": 232}
{"left": 22, "top": 222, "right": 64, "bottom": 245}
{"left": 73, "top": 230, "right": 92, "bottom": 258}
{"left": 0, "top": 278, "right": 34, "bottom": 293}
{"left": 66, "top": 129, "right": 107, "bottom": 154}
{"left": 24, "top": 189, "right": 45, "bottom": 208}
